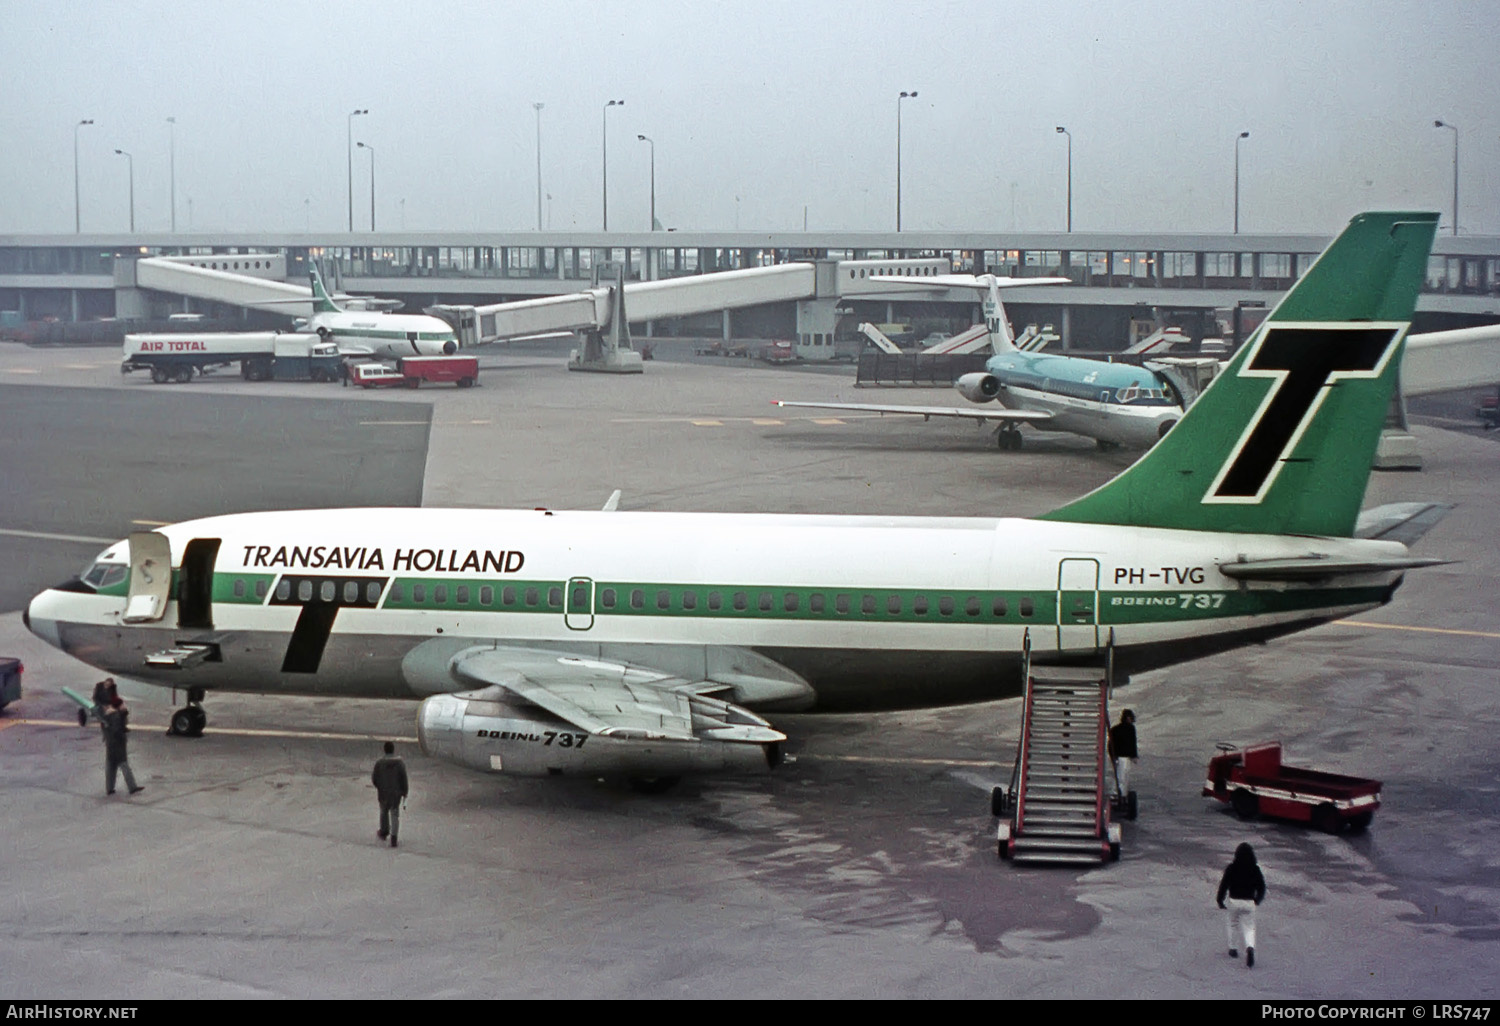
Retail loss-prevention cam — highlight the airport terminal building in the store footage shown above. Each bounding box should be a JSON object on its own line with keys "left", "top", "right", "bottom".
{"left": 3, "top": 227, "right": 1499, "bottom": 347}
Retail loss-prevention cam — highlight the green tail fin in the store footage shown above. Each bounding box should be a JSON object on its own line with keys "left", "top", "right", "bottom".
{"left": 1039, "top": 211, "right": 1439, "bottom": 537}
{"left": 308, "top": 264, "right": 340, "bottom": 314}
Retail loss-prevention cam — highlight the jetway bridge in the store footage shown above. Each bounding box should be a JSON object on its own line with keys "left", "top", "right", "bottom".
{"left": 126, "top": 254, "right": 960, "bottom": 370}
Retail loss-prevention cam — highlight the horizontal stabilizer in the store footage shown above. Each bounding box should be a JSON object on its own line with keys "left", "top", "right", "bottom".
{"left": 1353, "top": 502, "right": 1455, "bottom": 546}
{"left": 1217, "top": 553, "right": 1452, "bottom": 581}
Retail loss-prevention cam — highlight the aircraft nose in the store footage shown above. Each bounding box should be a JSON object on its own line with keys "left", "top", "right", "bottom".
{"left": 24, "top": 591, "right": 63, "bottom": 649}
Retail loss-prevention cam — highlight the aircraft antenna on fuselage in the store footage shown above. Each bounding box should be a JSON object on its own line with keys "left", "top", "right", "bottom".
{"left": 1038, "top": 211, "right": 1439, "bottom": 538}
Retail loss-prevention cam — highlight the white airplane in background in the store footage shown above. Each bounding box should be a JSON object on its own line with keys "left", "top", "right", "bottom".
{"left": 25, "top": 212, "right": 1451, "bottom": 794}
{"left": 778, "top": 273, "right": 1191, "bottom": 451}
{"left": 254, "top": 264, "right": 460, "bottom": 358}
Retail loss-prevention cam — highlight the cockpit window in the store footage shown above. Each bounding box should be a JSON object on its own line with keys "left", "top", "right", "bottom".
{"left": 1116, "top": 384, "right": 1141, "bottom": 404}
{"left": 81, "top": 562, "right": 127, "bottom": 589}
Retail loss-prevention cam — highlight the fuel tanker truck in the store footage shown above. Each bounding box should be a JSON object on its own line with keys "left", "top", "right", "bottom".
{"left": 122, "top": 331, "right": 343, "bottom": 384}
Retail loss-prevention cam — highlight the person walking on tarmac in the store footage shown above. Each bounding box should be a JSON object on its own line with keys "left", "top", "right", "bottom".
{"left": 1217, "top": 842, "right": 1267, "bottom": 967}
{"left": 101, "top": 695, "right": 144, "bottom": 797}
{"left": 372, "top": 741, "right": 408, "bottom": 848}
{"left": 90, "top": 677, "right": 118, "bottom": 723}
{"left": 1109, "top": 708, "right": 1138, "bottom": 818}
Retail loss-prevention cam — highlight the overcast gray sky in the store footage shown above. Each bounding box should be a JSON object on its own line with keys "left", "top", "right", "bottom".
{"left": 2, "top": 0, "right": 1495, "bottom": 236}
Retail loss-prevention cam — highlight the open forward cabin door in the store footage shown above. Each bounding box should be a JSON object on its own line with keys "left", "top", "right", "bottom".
{"left": 122, "top": 531, "right": 172, "bottom": 623}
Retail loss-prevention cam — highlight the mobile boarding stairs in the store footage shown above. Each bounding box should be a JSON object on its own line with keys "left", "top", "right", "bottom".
{"left": 993, "top": 629, "right": 1128, "bottom": 865}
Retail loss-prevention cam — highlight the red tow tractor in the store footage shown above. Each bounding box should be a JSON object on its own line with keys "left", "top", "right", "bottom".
{"left": 1204, "top": 741, "right": 1381, "bottom": 833}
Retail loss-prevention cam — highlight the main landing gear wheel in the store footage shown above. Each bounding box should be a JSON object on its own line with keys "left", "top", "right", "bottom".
{"left": 997, "top": 427, "right": 1023, "bottom": 451}
{"left": 168, "top": 691, "right": 208, "bottom": 738}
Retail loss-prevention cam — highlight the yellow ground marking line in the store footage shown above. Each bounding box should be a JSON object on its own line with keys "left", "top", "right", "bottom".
{"left": 1340, "top": 620, "right": 1500, "bottom": 640}
{"left": 65, "top": 363, "right": 102, "bottom": 370}
{"left": 797, "top": 753, "right": 1004, "bottom": 768}
{"left": 8, "top": 717, "right": 417, "bottom": 744}
{"left": 5, "top": 368, "right": 38, "bottom": 374}
{"left": 357, "top": 420, "right": 430, "bottom": 426}
{"left": 691, "top": 419, "right": 724, "bottom": 427}
{"left": 751, "top": 418, "right": 785, "bottom": 426}
{"left": 811, "top": 418, "right": 846, "bottom": 425}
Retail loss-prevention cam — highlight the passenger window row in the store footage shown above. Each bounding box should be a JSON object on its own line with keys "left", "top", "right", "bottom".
{"left": 245, "top": 575, "right": 1043, "bottom": 621}
{"left": 597, "top": 585, "right": 1039, "bottom": 620}
{"left": 384, "top": 580, "right": 564, "bottom": 611}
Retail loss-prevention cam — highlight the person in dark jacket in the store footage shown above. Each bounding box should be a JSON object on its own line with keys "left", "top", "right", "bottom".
{"left": 371, "top": 741, "right": 409, "bottom": 848}
{"left": 101, "top": 695, "right": 144, "bottom": 796}
{"left": 1216, "top": 842, "right": 1267, "bottom": 967}
{"left": 1108, "top": 709, "right": 1137, "bottom": 799}
{"left": 90, "top": 677, "right": 117, "bottom": 723}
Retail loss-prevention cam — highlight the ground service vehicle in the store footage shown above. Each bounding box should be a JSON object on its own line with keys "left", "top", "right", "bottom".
{"left": 351, "top": 354, "right": 479, "bottom": 389}
{"left": 122, "top": 332, "right": 340, "bottom": 383}
{"left": 1204, "top": 742, "right": 1381, "bottom": 833}
{"left": 758, "top": 340, "right": 796, "bottom": 364}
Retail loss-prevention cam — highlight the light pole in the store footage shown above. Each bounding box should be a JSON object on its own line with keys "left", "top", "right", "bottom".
{"left": 602, "top": 99, "right": 623, "bottom": 230}
{"left": 533, "top": 102, "right": 544, "bottom": 231}
{"left": 896, "top": 90, "right": 917, "bottom": 231}
{"left": 74, "top": 119, "right": 94, "bottom": 233}
{"left": 1234, "top": 130, "right": 1250, "bottom": 234}
{"left": 1055, "top": 126, "right": 1072, "bottom": 232}
{"left": 637, "top": 134, "right": 655, "bottom": 230}
{"left": 1434, "top": 119, "right": 1459, "bottom": 236}
{"left": 346, "top": 108, "right": 368, "bottom": 231}
{"left": 357, "top": 141, "right": 375, "bottom": 231}
{"left": 113, "top": 149, "right": 134, "bottom": 232}
{"left": 167, "top": 116, "right": 177, "bottom": 232}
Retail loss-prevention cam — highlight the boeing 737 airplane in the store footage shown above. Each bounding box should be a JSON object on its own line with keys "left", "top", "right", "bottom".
{"left": 776, "top": 274, "right": 1190, "bottom": 451}
{"left": 275, "top": 265, "right": 459, "bottom": 358}
{"left": 25, "top": 212, "right": 1448, "bottom": 789}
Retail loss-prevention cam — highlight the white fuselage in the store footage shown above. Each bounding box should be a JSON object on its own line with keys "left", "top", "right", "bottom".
{"left": 26, "top": 507, "right": 1407, "bottom": 712}
{"left": 306, "top": 311, "right": 459, "bottom": 357}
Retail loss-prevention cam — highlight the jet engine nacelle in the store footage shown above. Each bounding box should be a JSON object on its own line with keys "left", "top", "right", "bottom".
{"left": 956, "top": 372, "right": 1002, "bottom": 403}
{"left": 416, "top": 691, "right": 783, "bottom": 779}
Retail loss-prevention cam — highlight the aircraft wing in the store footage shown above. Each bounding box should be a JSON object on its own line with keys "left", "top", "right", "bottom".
{"left": 772, "top": 399, "right": 1053, "bottom": 422}
{"left": 451, "top": 648, "right": 784, "bottom": 743}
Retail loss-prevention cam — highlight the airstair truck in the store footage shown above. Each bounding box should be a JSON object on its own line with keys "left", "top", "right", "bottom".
{"left": 122, "top": 331, "right": 341, "bottom": 384}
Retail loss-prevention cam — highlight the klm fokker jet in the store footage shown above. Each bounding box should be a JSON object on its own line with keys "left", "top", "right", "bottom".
{"left": 776, "top": 274, "right": 1187, "bottom": 451}
{"left": 26, "top": 213, "right": 1450, "bottom": 787}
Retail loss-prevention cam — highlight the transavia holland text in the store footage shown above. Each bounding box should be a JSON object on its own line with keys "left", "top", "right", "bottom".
{"left": 241, "top": 545, "right": 525, "bottom": 574}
